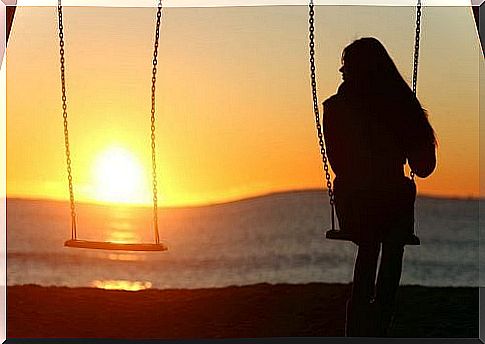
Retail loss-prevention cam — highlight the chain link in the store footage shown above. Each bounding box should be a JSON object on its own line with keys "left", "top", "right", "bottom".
{"left": 150, "top": 0, "right": 163, "bottom": 244}
{"left": 57, "top": 1, "right": 77, "bottom": 240}
{"left": 308, "top": 1, "right": 336, "bottom": 230}
{"left": 410, "top": 0, "right": 422, "bottom": 181}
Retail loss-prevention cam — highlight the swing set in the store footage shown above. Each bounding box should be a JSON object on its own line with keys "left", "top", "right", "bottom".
{"left": 308, "top": 0, "right": 423, "bottom": 245}
{"left": 56, "top": 1, "right": 425, "bottom": 251}
{"left": 58, "top": 1, "right": 167, "bottom": 251}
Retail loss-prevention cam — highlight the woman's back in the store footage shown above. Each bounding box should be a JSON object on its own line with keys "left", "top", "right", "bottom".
{"left": 323, "top": 85, "right": 409, "bottom": 190}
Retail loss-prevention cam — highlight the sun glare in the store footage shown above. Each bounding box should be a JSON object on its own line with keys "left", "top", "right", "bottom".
{"left": 92, "top": 147, "right": 149, "bottom": 205}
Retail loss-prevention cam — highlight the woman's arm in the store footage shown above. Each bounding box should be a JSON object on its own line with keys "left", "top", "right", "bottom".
{"left": 400, "top": 98, "right": 437, "bottom": 179}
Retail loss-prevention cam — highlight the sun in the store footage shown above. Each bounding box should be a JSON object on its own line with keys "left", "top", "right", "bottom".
{"left": 91, "top": 147, "right": 149, "bottom": 205}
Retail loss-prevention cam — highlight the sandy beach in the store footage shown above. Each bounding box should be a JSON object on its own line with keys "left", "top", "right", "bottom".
{"left": 7, "top": 283, "right": 478, "bottom": 339}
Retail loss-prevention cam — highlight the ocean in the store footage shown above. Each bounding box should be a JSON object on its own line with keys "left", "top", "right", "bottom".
{"left": 6, "top": 190, "right": 480, "bottom": 290}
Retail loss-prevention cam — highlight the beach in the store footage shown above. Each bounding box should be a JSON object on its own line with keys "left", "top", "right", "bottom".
{"left": 8, "top": 283, "right": 478, "bottom": 339}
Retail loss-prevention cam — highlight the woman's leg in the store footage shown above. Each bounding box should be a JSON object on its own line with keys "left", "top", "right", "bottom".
{"left": 375, "top": 242, "right": 405, "bottom": 336}
{"left": 346, "top": 241, "right": 381, "bottom": 336}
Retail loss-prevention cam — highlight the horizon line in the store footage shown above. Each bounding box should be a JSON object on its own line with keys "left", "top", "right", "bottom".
{"left": 4, "top": 188, "right": 481, "bottom": 210}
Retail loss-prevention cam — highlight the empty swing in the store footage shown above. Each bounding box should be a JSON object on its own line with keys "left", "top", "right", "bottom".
{"left": 308, "top": 1, "right": 423, "bottom": 246}
{"left": 58, "top": 1, "right": 167, "bottom": 251}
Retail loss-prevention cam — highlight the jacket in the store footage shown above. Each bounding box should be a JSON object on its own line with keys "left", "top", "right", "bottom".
{"left": 322, "top": 82, "right": 436, "bottom": 244}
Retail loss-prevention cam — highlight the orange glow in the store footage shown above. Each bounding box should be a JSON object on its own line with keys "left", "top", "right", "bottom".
{"left": 5, "top": 7, "right": 481, "bottom": 205}
{"left": 91, "top": 280, "right": 152, "bottom": 291}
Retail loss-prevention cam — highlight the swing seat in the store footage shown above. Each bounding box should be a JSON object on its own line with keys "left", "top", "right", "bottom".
{"left": 404, "top": 234, "right": 420, "bottom": 245}
{"left": 325, "top": 230, "right": 420, "bottom": 245}
{"left": 64, "top": 239, "right": 168, "bottom": 251}
{"left": 326, "top": 229, "right": 352, "bottom": 241}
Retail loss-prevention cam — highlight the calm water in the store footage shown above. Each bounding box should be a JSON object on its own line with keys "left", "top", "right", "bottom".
{"left": 6, "top": 191, "right": 480, "bottom": 290}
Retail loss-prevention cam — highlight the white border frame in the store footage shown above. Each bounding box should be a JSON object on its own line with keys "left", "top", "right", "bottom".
{"left": 1, "top": 1, "right": 482, "bottom": 343}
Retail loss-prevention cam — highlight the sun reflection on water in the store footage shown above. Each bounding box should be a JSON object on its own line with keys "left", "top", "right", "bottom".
{"left": 108, "top": 230, "right": 138, "bottom": 244}
{"left": 107, "top": 253, "right": 145, "bottom": 261}
{"left": 106, "top": 219, "right": 141, "bottom": 245}
{"left": 91, "top": 280, "right": 153, "bottom": 291}
{"left": 110, "top": 221, "right": 132, "bottom": 231}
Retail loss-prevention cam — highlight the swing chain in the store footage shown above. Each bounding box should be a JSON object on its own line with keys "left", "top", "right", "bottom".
{"left": 308, "top": 3, "right": 334, "bottom": 204}
{"left": 57, "top": 1, "right": 77, "bottom": 240}
{"left": 309, "top": 1, "right": 336, "bottom": 231}
{"left": 410, "top": 0, "right": 422, "bottom": 180}
{"left": 150, "top": 0, "right": 163, "bottom": 244}
{"left": 412, "top": 0, "right": 422, "bottom": 95}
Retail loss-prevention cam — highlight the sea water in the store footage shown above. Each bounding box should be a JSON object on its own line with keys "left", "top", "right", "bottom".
{"left": 6, "top": 191, "right": 480, "bottom": 290}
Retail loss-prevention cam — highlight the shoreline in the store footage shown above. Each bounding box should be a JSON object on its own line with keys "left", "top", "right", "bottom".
{"left": 8, "top": 282, "right": 478, "bottom": 339}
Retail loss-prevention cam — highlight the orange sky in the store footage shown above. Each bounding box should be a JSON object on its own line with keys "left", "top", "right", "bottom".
{"left": 5, "top": 6, "right": 481, "bottom": 206}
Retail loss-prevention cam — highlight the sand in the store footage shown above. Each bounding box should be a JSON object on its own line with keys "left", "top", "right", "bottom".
{"left": 7, "top": 283, "right": 478, "bottom": 339}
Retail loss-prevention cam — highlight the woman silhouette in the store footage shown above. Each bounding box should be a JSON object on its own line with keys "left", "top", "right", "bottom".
{"left": 322, "top": 37, "right": 436, "bottom": 337}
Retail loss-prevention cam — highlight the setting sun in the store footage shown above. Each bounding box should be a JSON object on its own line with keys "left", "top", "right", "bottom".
{"left": 91, "top": 147, "right": 150, "bottom": 205}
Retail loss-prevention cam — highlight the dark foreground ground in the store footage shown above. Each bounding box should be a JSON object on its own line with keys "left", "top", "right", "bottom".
{"left": 7, "top": 283, "right": 478, "bottom": 338}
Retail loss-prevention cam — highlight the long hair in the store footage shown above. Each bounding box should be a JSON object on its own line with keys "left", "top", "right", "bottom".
{"left": 340, "top": 37, "right": 436, "bottom": 148}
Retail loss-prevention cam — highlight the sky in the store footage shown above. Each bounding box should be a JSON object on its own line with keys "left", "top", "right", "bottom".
{"left": 5, "top": 5, "right": 481, "bottom": 206}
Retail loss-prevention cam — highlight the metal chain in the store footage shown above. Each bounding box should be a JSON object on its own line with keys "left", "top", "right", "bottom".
{"left": 57, "top": 1, "right": 164, "bottom": 244}
{"left": 57, "top": 1, "right": 77, "bottom": 240}
{"left": 412, "top": 0, "right": 422, "bottom": 96}
{"left": 150, "top": 0, "right": 163, "bottom": 244}
{"left": 410, "top": 0, "right": 422, "bottom": 180}
{"left": 308, "top": 1, "right": 336, "bottom": 230}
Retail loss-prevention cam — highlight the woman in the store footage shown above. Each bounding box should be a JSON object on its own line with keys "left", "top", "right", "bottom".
{"left": 322, "top": 37, "right": 436, "bottom": 337}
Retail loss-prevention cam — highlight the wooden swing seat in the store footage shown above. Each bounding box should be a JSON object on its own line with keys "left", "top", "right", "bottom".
{"left": 64, "top": 239, "right": 168, "bottom": 251}
{"left": 325, "top": 229, "right": 420, "bottom": 245}
{"left": 326, "top": 229, "right": 352, "bottom": 241}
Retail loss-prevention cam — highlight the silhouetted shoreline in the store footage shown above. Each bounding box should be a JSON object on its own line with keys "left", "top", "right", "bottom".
{"left": 8, "top": 283, "right": 478, "bottom": 338}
